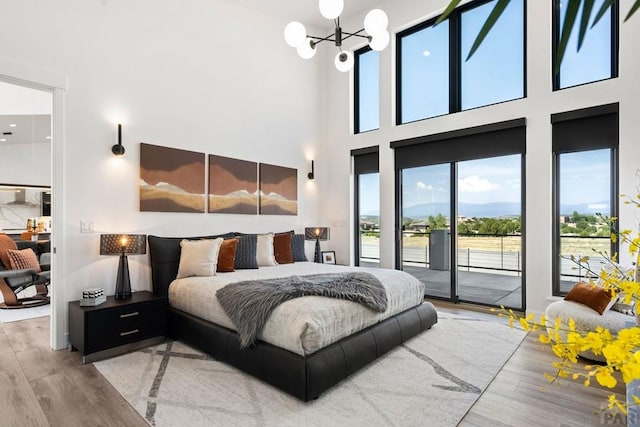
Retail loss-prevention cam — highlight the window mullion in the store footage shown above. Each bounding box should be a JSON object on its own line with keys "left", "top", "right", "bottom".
{"left": 449, "top": 11, "right": 461, "bottom": 113}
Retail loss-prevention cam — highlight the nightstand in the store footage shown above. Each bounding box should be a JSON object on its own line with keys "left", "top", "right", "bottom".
{"left": 68, "top": 291, "right": 167, "bottom": 363}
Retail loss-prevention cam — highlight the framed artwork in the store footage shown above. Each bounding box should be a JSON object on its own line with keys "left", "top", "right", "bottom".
{"left": 321, "top": 251, "right": 336, "bottom": 264}
{"left": 208, "top": 155, "right": 257, "bottom": 214}
{"left": 258, "top": 163, "right": 297, "bottom": 215}
{"left": 139, "top": 143, "right": 205, "bottom": 213}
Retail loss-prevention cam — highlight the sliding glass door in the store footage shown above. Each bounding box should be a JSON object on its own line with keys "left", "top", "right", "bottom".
{"left": 456, "top": 155, "right": 522, "bottom": 308}
{"left": 401, "top": 164, "right": 453, "bottom": 300}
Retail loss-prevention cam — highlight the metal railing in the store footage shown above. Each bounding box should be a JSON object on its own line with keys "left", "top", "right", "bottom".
{"left": 359, "top": 230, "right": 611, "bottom": 278}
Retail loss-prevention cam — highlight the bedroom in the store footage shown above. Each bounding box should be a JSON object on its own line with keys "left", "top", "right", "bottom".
{"left": 0, "top": 0, "right": 639, "bottom": 425}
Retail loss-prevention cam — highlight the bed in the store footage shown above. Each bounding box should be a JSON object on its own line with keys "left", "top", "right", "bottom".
{"left": 148, "top": 234, "right": 438, "bottom": 401}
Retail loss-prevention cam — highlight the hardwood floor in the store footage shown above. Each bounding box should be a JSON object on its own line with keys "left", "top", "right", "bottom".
{"left": 0, "top": 308, "right": 627, "bottom": 426}
{"left": 0, "top": 316, "right": 146, "bottom": 427}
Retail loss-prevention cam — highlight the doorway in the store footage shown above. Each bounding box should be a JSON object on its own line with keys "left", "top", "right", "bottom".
{"left": 0, "top": 60, "right": 66, "bottom": 350}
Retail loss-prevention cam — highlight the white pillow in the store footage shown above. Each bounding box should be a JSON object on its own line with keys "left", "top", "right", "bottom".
{"left": 256, "top": 233, "right": 278, "bottom": 266}
{"left": 176, "top": 238, "right": 223, "bottom": 279}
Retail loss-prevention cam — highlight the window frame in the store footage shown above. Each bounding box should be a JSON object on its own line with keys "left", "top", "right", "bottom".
{"left": 354, "top": 46, "right": 379, "bottom": 134}
{"left": 551, "top": 0, "right": 619, "bottom": 91}
{"left": 551, "top": 104, "right": 619, "bottom": 296}
{"left": 352, "top": 146, "right": 380, "bottom": 266}
{"left": 396, "top": 0, "right": 527, "bottom": 125}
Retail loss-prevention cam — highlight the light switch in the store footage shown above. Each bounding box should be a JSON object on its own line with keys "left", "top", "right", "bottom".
{"left": 80, "top": 221, "right": 95, "bottom": 233}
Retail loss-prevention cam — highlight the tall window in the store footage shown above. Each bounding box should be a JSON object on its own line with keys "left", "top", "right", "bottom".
{"left": 552, "top": 104, "right": 619, "bottom": 296}
{"left": 352, "top": 147, "right": 380, "bottom": 267}
{"left": 398, "top": 19, "right": 450, "bottom": 123}
{"left": 354, "top": 47, "right": 380, "bottom": 133}
{"left": 397, "top": 0, "right": 525, "bottom": 124}
{"left": 553, "top": 0, "right": 618, "bottom": 90}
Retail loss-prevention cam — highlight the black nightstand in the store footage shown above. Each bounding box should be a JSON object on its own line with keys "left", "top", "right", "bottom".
{"left": 68, "top": 291, "right": 167, "bottom": 363}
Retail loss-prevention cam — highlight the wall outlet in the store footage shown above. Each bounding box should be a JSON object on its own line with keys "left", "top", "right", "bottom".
{"left": 80, "top": 220, "right": 95, "bottom": 233}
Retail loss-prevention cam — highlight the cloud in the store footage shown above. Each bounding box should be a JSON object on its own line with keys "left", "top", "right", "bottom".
{"left": 417, "top": 182, "right": 433, "bottom": 191}
{"left": 458, "top": 176, "right": 499, "bottom": 193}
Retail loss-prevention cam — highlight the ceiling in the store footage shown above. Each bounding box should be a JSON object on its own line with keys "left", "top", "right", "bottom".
{"left": 0, "top": 115, "right": 52, "bottom": 145}
{"left": 231, "top": 0, "right": 381, "bottom": 27}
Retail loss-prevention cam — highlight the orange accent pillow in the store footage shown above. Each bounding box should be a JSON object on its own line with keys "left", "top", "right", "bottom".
{"left": 217, "top": 239, "right": 238, "bottom": 272}
{"left": 564, "top": 281, "right": 614, "bottom": 315}
{"left": 6, "top": 249, "right": 41, "bottom": 273}
{"left": 274, "top": 231, "right": 293, "bottom": 264}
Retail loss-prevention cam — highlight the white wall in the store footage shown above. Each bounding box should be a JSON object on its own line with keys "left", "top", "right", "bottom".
{"left": 0, "top": 0, "right": 326, "bottom": 347}
{"left": 323, "top": 0, "right": 640, "bottom": 314}
{"left": 0, "top": 82, "right": 52, "bottom": 185}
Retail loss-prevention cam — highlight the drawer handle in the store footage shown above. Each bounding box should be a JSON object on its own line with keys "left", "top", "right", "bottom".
{"left": 120, "top": 329, "right": 139, "bottom": 337}
{"left": 120, "top": 311, "right": 139, "bottom": 318}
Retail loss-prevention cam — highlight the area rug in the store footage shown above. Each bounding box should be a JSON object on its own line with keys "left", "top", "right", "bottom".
{"left": 94, "top": 313, "right": 526, "bottom": 426}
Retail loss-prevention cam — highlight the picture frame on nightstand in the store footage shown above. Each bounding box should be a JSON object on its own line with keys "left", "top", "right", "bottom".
{"left": 321, "top": 251, "right": 336, "bottom": 264}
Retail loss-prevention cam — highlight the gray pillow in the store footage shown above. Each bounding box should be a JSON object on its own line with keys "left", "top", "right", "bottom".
{"left": 291, "top": 234, "right": 307, "bottom": 262}
{"left": 234, "top": 234, "right": 259, "bottom": 269}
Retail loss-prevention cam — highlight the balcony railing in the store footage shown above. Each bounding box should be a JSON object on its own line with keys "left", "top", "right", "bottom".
{"left": 359, "top": 230, "right": 610, "bottom": 279}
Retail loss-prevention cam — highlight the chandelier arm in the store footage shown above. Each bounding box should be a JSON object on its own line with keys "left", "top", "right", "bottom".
{"left": 307, "top": 33, "right": 337, "bottom": 47}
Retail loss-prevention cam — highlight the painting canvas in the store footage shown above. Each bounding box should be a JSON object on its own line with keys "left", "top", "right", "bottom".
{"left": 208, "top": 155, "right": 257, "bottom": 214}
{"left": 140, "top": 143, "right": 205, "bottom": 213}
{"left": 259, "top": 163, "right": 297, "bottom": 215}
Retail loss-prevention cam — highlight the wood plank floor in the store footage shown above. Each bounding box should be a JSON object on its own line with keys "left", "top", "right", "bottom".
{"left": 0, "top": 308, "right": 627, "bottom": 426}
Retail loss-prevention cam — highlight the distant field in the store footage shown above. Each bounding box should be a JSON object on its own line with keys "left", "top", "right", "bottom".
{"left": 362, "top": 234, "right": 610, "bottom": 256}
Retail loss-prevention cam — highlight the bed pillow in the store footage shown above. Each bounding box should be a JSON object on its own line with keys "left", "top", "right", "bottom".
{"left": 217, "top": 238, "right": 238, "bottom": 272}
{"left": 6, "top": 248, "right": 41, "bottom": 272}
{"left": 256, "top": 233, "right": 278, "bottom": 266}
{"left": 274, "top": 231, "right": 294, "bottom": 264}
{"left": 564, "top": 281, "right": 615, "bottom": 315}
{"left": 291, "top": 234, "right": 307, "bottom": 262}
{"left": 176, "top": 238, "right": 223, "bottom": 279}
{"left": 234, "top": 234, "right": 259, "bottom": 269}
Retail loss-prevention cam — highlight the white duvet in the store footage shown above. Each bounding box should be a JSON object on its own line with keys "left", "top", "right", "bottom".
{"left": 168, "top": 262, "right": 425, "bottom": 356}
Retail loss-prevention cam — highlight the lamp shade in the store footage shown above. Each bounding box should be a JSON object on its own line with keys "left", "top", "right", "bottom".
{"left": 334, "top": 51, "right": 354, "bottom": 72}
{"left": 305, "top": 227, "right": 329, "bottom": 241}
{"left": 297, "top": 38, "right": 317, "bottom": 59}
{"left": 100, "top": 234, "right": 147, "bottom": 255}
{"left": 284, "top": 21, "right": 307, "bottom": 47}
{"left": 369, "top": 30, "right": 390, "bottom": 51}
{"left": 319, "top": 0, "right": 344, "bottom": 20}
{"left": 364, "top": 9, "right": 388, "bottom": 35}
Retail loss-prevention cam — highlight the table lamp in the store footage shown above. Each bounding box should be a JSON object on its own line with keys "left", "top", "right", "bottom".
{"left": 100, "top": 234, "right": 146, "bottom": 299}
{"left": 304, "top": 227, "right": 329, "bottom": 263}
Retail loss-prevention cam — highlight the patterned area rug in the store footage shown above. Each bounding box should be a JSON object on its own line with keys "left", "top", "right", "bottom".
{"left": 95, "top": 313, "right": 526, "bottom": 426}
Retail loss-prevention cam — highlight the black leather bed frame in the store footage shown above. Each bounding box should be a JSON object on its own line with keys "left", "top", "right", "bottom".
{"left": 148, "top": 235, "right": 438, "bottom": 401}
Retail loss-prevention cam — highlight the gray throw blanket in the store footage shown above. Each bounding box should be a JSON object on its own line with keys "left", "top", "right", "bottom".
{"left": 216, "top": 272, "right": 388, "bottom": 349}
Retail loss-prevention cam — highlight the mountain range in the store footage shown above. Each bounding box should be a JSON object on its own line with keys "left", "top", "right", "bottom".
{"left": 363, "top": 201, "right": 610, "bottom": 219}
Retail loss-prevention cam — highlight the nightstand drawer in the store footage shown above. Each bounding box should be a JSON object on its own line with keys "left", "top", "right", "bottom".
{"left": 90, "top": 319, "right": 166, "bottom": 353}
{"left": 86, "top": 299, "right": 165, "bottom": 326}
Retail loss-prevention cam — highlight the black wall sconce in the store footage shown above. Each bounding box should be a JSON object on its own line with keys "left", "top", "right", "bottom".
{"left": 111, "top": 124, "right": 125, "bottom": 156}
{"left": 307, "top": 160, "right": 315, "bottom": 180}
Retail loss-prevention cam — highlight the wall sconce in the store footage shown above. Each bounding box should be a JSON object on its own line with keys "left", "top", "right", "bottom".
{"left": 111, "top": 124, "right": 125, "bottom": 156}
{"left": 307, "top": 160, "right": 315, "bottom": 180}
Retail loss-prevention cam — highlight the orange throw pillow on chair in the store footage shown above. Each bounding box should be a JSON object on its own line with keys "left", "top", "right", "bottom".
{"left": 564, "top": 281, "right": 614, "bottom": 315}
{"left": 6, "top": 249, "right": 41, "bottom": 273}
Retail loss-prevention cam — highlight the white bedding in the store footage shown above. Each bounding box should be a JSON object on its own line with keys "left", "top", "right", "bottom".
{"left": 168, "top": 262, "right": 425, "bottom": 356}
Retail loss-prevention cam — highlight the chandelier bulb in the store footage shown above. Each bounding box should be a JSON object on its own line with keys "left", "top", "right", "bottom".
{"left": 319, "top": 0, "right": 344, "bottom": 20}
{"left": 284, "top": 21, "right": 307, "bottom": 48}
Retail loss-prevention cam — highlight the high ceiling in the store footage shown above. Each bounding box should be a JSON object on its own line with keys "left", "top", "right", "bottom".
{"left": 231, "top": 0, "right": 381, "bottom": 27}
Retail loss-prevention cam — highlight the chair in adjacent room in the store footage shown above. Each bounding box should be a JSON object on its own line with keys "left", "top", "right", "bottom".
{"left": 0, "top": 233, "right": 50, "bottom": 309}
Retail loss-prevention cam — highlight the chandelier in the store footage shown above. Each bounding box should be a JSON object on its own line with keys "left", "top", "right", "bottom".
{"left": 284, "top": 0, "right": 389, "bottom": 72}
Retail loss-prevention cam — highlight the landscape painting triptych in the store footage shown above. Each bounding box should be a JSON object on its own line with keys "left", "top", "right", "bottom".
{"left": 139, "top": 143, "right": 297, "bottom": 215}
